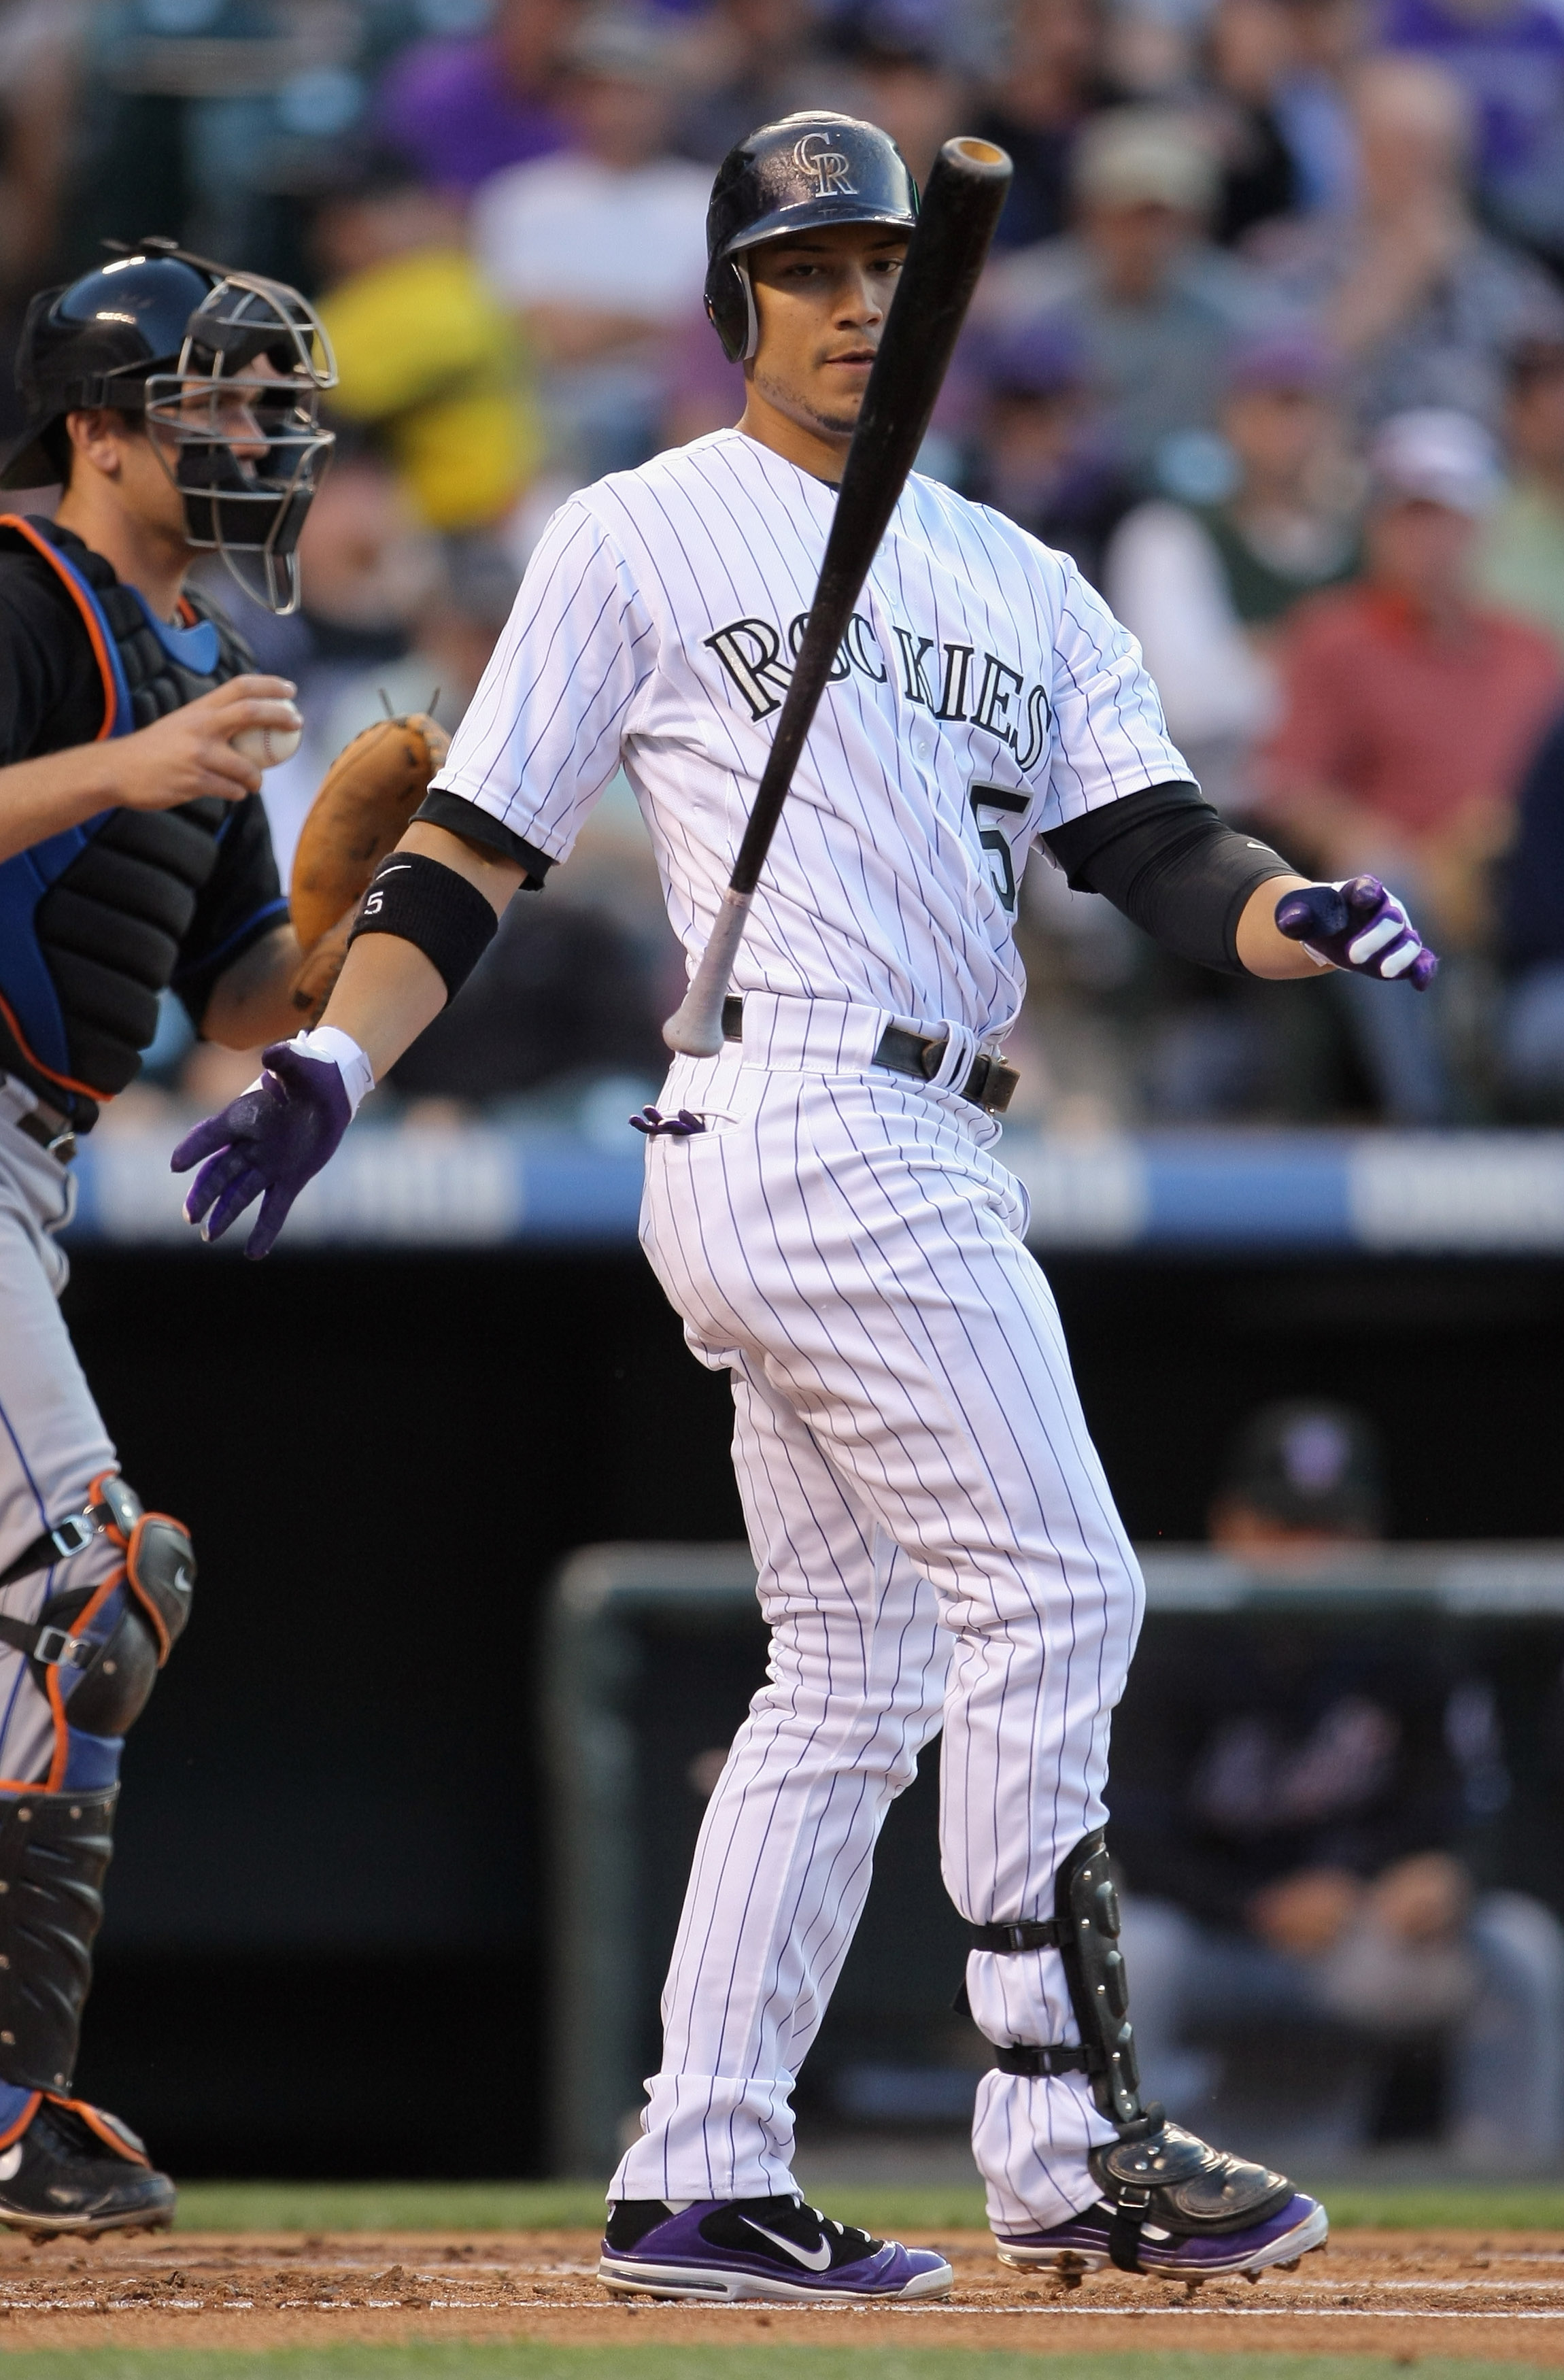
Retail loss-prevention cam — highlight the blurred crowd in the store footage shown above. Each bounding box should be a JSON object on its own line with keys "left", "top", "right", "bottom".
{"left": 10, "top": 0, "right": 1564, "bottom": 1128}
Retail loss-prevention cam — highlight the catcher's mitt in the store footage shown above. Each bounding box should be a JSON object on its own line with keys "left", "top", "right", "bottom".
{"left": 288, "top": 711, "right": 450, "bottom": 1017}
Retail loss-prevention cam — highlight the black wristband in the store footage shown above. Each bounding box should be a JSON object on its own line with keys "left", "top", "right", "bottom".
{"left": 347, "top": 853, "right": 498, "bottom": 1002}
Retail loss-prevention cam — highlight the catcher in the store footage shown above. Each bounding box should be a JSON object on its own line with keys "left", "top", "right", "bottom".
{"left": 0, "top": 239, "right": 441, "bottom": 2230}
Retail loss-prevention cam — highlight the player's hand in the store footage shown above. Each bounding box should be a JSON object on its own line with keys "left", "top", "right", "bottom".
{"left": 171, "top": 1037, "right": 352, "bottom": 1259}
{"left": 1367, "top": 1851, "right": 1470, "bottom": 1944}
{"left": 113, "top": 677, "right": 301, "bottom": 813}
{"left": 1274, "top": 876, "right": 1439, "bottom": 989}
{"left": 1247, "top": 1866, "right": 1363, "bottom": 1956}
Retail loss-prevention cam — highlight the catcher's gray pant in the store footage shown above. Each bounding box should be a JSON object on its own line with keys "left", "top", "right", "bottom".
{"left": 0, "top": 1112, "right": 120, "bottom": 1786}
{"left": 611, "top": 1027, "right": 1143, "bottom": 2232}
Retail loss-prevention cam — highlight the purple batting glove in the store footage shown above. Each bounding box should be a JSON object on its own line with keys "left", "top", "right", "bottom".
{"left": 171, "top": 1038, "right": 352, "bottom": 1259}
{"left": 1274, "top": 874, "right": 1439, "bottom": 990}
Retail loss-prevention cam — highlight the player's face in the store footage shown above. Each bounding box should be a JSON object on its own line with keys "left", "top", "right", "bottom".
{"left": 747, "top": 223, "right": 910, "bottom": 443}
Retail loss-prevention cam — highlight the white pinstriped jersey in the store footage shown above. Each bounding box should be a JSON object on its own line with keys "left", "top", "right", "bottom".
{"left": 430, "top": 428, "right": 1190, "bottom": 1041}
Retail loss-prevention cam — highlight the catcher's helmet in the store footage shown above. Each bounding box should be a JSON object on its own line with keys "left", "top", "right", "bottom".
{"left": 704, "top": 114, "right": 919, "bottom": 362}
{"left": 2, "top": 239, "right": 336, "bottom": 615}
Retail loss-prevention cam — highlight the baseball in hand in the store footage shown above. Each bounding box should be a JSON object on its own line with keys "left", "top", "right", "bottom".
{"left": 231, "top": 709, "right": 303, "bottom": 769}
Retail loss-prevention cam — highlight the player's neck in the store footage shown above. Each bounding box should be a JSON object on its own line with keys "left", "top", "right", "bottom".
{"left": 54, "top": 484, "right": 191, "bottom": 621}
{"left": 736, "top": 388, "right": 851, "bottom": 487}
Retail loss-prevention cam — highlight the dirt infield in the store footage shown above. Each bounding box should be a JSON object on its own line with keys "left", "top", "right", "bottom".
{"left": 0, "top": 2226, "right": 1561, "bottom": 2363}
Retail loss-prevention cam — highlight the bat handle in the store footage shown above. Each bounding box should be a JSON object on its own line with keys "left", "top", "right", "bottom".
{"left": 662, "top": 888, "right": 753, "bottom": 1055}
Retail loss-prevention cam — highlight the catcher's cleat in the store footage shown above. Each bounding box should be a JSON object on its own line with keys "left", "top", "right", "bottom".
{"left": 599, "top": 2193, "right": 953, "bottom": 2301}
{"left": 0, "top": 2097, "right": 175, "bottom": 2237}
{"left": 993, "top": 2122, "right": 1327, "bottom": 2281}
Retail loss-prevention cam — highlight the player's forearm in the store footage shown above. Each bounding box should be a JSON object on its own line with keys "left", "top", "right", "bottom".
{"left": 0, "top": 744, "right": 124, "bottom": 864}
{"left": 1235, "top": 874, "right": 1326, "bottom": 979}
{"left": 203, "top": 923, "right": 306, "bottom": 1049}
{"left": 313, "top": 821, "right": 524, "bottom": 1082}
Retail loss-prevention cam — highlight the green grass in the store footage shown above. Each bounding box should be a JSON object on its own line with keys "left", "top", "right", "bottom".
{"left": 0, "top": 2353, "right": 1545, "bottom": 2380}
{"left": 168, "top": 2178, "right": 1564, "bottom": 2234}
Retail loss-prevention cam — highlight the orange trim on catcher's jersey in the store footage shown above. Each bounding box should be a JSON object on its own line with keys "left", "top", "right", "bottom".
{"left": 0, "top": 516, "right": 118, "bottom": 741}
{"left": 0, "top": 985, "right": 118, "bottom": 1105}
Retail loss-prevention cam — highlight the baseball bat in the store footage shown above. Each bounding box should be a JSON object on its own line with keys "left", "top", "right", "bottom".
{"left": 662, "top": 134, "right": 1014, "bottom": 1056}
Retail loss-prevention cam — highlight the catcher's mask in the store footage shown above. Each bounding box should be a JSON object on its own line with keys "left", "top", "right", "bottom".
{"left": 704, "top": 113, "right": 919, "bottom": 363}
{"left": 1, "top": 239, "right": 336, "bottom": 615}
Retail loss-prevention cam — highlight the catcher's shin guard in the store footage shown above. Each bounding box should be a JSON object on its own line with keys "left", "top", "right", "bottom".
{"left": 0, "top": 1473, "right": 194, "bottom": 2091}
{"left": 980, "top": 1831, "right": 1303, "bottom": 2273}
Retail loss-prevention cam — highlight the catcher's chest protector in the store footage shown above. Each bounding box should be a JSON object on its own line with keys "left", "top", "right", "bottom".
{"left": 0, "top": 515, "right": 255, "bottom": 1122}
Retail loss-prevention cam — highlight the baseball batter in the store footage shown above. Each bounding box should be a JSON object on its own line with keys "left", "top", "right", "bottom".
{"left": 179, "top": 117, "right": 1437, "bottom": 2299}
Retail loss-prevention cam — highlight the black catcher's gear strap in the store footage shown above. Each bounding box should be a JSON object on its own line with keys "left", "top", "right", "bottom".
{"left": 1041, "top": 782, "right": 1294, "bottom": 976}
{"left": 347, "top": 851, "right": 499, "bottom": 1002}
{"left": 0, "top": 1472, "right": 194, "bottom": 1683}
{"left": 0, "top": 1477, "right": 139, "bottom": 1595}
{"left": 971, "top": 1917, "right": 1059, "bottom": 1952}
{"left": 993, "top": 2042, "right": 1091, "bottom": 2076}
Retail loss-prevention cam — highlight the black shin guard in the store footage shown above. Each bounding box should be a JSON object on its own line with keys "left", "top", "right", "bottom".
{"left": 0, "top": 1786, "right": 116, "bottom": 2093}
{"left": 1052, "top": 1830, "right": 1146, "bottom": 2134}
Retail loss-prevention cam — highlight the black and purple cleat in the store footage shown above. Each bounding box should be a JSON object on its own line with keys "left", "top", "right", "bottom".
{"left": 993, "top": 2122, "right": 1327, "bottom": 2284}
{"left": 599, "top": 2192, "right": 953, "bottom": 2301}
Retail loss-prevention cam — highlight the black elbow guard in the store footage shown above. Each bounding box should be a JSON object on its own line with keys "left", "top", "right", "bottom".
{"left": 347, "top": 852, "right": 500, "bottom": 1002}
{"left": 1042, "top": 783, "right": 1293, "bottom": 974}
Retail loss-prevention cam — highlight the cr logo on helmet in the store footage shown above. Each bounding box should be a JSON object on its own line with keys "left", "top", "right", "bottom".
{"left": 793, "top": 132, "right": 856, "bottom": 199}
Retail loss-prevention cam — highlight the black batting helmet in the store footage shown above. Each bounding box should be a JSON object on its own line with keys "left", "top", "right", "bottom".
{"left": 704, "top": 114, "right": 919, "bottom": 362}
{"left": 2, "top": 239, "right": 335, "bottom": 615}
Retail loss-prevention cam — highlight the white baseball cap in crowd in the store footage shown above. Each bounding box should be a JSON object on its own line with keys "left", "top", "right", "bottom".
{"left": 1367, "top": 408, "right": 1505, "bottom": 517}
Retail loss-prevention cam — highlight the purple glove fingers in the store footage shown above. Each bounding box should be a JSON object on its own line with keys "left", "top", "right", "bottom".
{"left": 245, "top": 1180, "right": 305, "bottom": 1262}
{"left": 169, "top": 1040, "right": 353, "bottom": 1259}
{"left": 203, "top": 1166, "right": 269, "bottom": 1244}
{"left": 181, "top": 1144, "right": 252, "bottom": 1230}
{"left": 1274, "top": 874, "right": 1439, "bottom": 991}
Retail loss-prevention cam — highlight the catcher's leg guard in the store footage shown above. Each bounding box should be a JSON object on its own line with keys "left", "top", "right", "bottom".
{"left": 0, "top": 1473, "right": 193, "bottom": 2093}
{"left": 982, "top": 1832, "right": 1316, "bottom": 2276}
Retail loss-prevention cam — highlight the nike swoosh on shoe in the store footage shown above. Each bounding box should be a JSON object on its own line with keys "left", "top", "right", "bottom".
{"left": 740, "top": 2218, "right": 834, "bottom": 2270}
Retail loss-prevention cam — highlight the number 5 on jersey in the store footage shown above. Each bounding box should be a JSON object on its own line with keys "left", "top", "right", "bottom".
{"left": 970, "top": 784, "right": 1029, "bottom": 915}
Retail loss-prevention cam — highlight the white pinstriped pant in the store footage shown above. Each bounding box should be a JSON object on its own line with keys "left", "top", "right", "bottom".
{"left": 611, "top": 1001, "right": 1144, "bottom": 2231}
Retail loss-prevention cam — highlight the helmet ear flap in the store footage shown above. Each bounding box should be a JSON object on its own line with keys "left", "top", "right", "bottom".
{"left": 706, "top": 255, "right": 758, "bottom": 364}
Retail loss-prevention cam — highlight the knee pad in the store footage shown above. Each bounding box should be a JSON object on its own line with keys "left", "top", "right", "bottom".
{"left": 31, "top": 1473, "right": 194, "bottom": 1744}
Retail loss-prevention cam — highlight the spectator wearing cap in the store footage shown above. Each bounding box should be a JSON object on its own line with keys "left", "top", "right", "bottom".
{"left": 1108, "top": 1401, "right": 1564, "bottom": 2169}
{"left": 980, "top": 106, "right": 1290, "bottom": 475}
{"left": 1106, "top": 330, "right": 1357, "bottom": 813}
{"left": 824, "top": 2, "right": 974, "bottom": 184}
{"left": 963, "top": 318, "right": 1138, "bottom": 585}
{"left": 375, "top": 0, "right": 578, "bottom": 198}
{"left": 472, "top": 7, "right": 711, "bottom": 483}
{"left": 1478, "top": 340, "right": 1564, "bottom": 652}
{"left": 974, "top": 0, "right": 1123, "bottom": 251}
{"left": 1251, "top": 55, "right": 1564, "bottom": 433}
{"left": 1260, "top": 408, "right": 1562, "bottom": 1119}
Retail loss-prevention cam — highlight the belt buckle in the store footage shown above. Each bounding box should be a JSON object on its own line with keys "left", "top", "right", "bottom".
{"left": 33, "top": 1625, "right": 91, "bottom": 1671}
{"left": 48, "top": 1514, "right": 96, "bottom": 1561}
{"left": 43, "top": 1123, "right": 77, "bottom": 1163}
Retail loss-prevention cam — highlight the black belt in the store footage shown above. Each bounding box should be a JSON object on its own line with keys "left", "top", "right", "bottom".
{"left": 0, "top": 1078, "right": 77, "bottom": 1166}
{"left": 721, "top": 998, "right": 1019, "bottom": 1116}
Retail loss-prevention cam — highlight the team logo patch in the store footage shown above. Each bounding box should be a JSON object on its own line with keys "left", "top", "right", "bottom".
{"left": 794, "top": 131, "right": 856, "bottom": 199}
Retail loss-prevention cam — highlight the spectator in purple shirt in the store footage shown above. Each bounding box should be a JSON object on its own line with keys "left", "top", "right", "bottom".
{"left": 1382, "top": 0, "right": 1564, "bottom": 268}
{"left": 377, "top": 0, "right": 581, "bottom": 197}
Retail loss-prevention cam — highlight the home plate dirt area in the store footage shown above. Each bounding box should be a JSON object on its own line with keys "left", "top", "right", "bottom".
{"left": 2, "top": 2226, "right": 1564, "bottom": 2361}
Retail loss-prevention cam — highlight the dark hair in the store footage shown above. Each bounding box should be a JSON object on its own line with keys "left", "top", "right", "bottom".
{"left": 42, "top": 404, "right": 144, "bottom": 488}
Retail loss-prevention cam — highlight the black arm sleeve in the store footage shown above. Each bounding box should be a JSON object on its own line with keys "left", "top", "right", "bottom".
{"left": 414, "top": 787, "right": 554, "bottom": 888}
{"left": 1040, "top": 781, "right": 1295, "bottom": 975}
